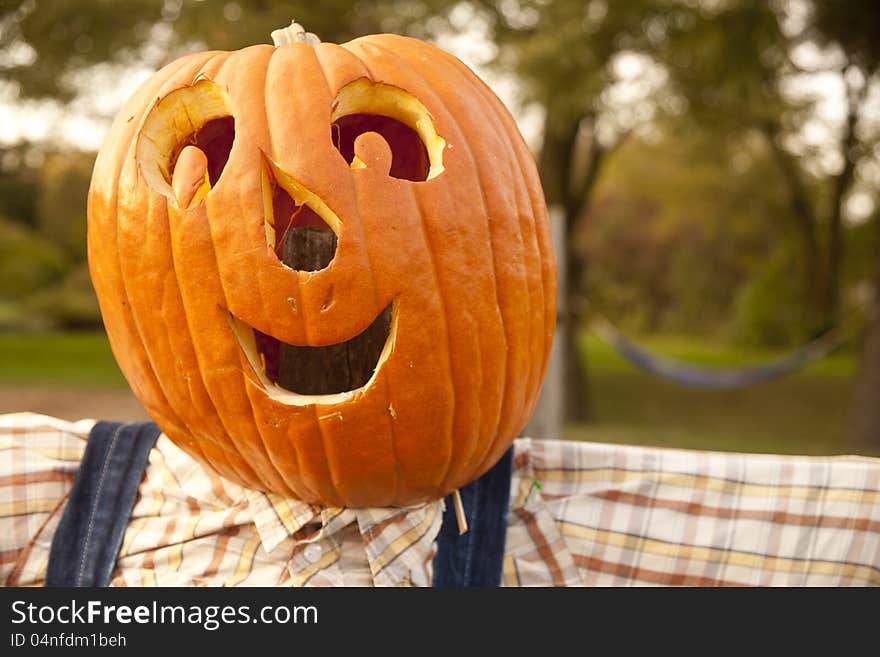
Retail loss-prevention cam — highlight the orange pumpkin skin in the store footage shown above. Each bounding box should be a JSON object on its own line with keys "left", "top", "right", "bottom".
{"left": 88, "top": 34, "right": 556, "bottom": 507}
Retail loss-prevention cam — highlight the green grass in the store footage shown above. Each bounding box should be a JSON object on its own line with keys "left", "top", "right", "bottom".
{"left": 0, "top": 330, "right": 871, "bottom": 457}
{"left": 568, "top": 333, "right": 871, "bottom": 456}
{"left": 0, "top": 331, "right": 128, "bottom": 387}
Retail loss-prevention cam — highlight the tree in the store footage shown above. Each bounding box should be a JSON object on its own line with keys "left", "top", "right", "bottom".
{"left": 806, "top": 1, "right": 880, "bottom": 450}
{"left": 36, "top": 152, "right": 94, "bottom": 260}
{"left": 656, "top": 1, "right": 878, "bottom": 334}
{"left": 583, "top": 123, "right": 805, "bottom": 343}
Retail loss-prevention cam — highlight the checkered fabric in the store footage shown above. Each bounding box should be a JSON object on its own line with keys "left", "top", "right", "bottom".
{"left": 2, "top": 413, "right": 879, "bottom": 586}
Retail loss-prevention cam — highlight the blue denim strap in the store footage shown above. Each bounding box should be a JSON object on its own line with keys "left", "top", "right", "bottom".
{"left": 45, "top": 421, "right": 161, "bottom": 587}
{"left": 432, "top": 446, "right": 514, "bottom": 587}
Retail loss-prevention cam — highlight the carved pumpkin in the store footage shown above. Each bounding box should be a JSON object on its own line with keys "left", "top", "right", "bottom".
{"left": 88, "top": 26, "right": 556, "bottom": 507}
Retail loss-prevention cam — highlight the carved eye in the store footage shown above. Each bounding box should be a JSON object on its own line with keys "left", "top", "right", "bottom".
{"left": 137, "top": 79, "right": 235, "bottom": 207}
{"left": 330, "top": 79, "right": 445, "bottom": 182}
{"left": 333, "top": 114, "right": 427, "bottom": 182}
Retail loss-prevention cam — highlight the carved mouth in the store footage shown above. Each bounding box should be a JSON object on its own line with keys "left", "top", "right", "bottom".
{"left": 228, "top": 300, "right": 397, "bottom": 405}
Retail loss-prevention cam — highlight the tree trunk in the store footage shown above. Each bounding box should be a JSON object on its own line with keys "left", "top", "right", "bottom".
{"left": 848, "top": 258, "right": 880, "bottom": 452}
{"left": 563, "top": 236, "right": 591, "bottom": 422}
{"left": 823, "top": 155, "right": 854, "bottom": 324}
{"left": 763, "top": 126, "right": 823, "bottom": 320}
{"left": 822, "top": 87, "right": 861, "bottom": 325}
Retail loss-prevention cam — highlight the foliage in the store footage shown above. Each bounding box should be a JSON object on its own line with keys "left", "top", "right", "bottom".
{"left": 0, "top": 223, "right": 101, "bottom": 330}
{"left": 0, "top": 217, "right": 67, "bottom": 300}
{"left": 583, "top": 123, "right": 812, "bottom": 344}
{"left": 0, "top": 149, "right": 39, "bottom": 227}
{"left": 36, "top": 151, "right": 94, "bottom": 260}
{"left": 657, "top": 2, "right": 787, "bottom": 131}
{"left": 730, "top": 250, "right": 816, "bottom": 347}
{"left": 22, "top": 265, "right": 102, "bottom": 330}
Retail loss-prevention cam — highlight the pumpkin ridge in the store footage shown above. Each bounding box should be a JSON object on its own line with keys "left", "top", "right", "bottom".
{"left": 103, "top": 53, "right": 225, "bottom": 473}
{"left": 348, "top": 41, "right": 459, "bottom": 498}
{"left": 352, "top": 40, "right": 483, "bottom": 489}
{"left": 262, "top": 42, "right": 282, "bottom": 172}
{"left": 306, "top": 43, "right": 383, "bottom": 334}
{"left": 467, "top": 69, "right": 555, "bottom": 409}
{"left": 457, "top": 70, "right": 540, "bottom": 466}
{"left": 165, "top": 197, "right": 293, "bottom": 496}
{"left": 140, "top": 53, "right": 261, "bottom": 484}
{"left": 431, "top": 45, "right": 555, "bottom": 286}
{"left": 207, "top": 44, "right": 307, "bottom": 496}
{"left": 161, "top": 201, "right": 254, "bottom": 484}
{"left": 395, "top": 40, "right": 536, "bottom": 480}
{"left": 192, "top": 50, "right": 311, "bottom": 492}
{"left": 310, "top": 404, "right": 345, "bottom": 507}
{"left": 93, "top": 73, "right": 176, "bottom": 428}
{"left": 326, "top": 46, "right": 404, "bottom": 506}
{"left": 148, "top": 174, "right": 266, "bottom": 488}
{"left": 408, "top": 188, "right": 460, "bottom": 494}
{"left": 433, "top": 102, "right": 509, "bottom": 487}
{"left": 494, "top": 107, "right": 555, "bottom": 421}
{"left": 250, "top": 48, "right": 349, "bottom": 506}
{"left": 199, "top": 48, "right": 237, "bottom": 89}
{"left": 367, "top": 40, "right": 509, "bottom": 487}
{"left": 448, "top": 51, "right": 548, "bottom": 454}
{"left": 102, "top": 59, "right": 212, "bottom": 371}
{"left": 239, "top": 364, "right": 322, "bottom": 502}
{"left": 165, "top": 50, "right": 277, "bottom": 486}
{"left": 319, "top": 44, "right": 415, "bottom": 503}
{"left": 431, "top": 113, "right": 505, "bottom": 486}
{"left": 233, "top": 45, "right": 308, "bottom": 496}
{"left": 382, "top": 370, "right": 402, "bottom": 506}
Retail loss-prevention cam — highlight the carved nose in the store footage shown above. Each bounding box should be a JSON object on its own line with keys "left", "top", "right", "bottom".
{"left": 265, "top": 163, "right": 338, "bottom": 272}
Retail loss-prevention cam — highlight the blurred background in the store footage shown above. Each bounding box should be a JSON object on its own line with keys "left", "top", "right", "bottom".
{"left": 0, "top": 0, "right": 878, "bottom": 455}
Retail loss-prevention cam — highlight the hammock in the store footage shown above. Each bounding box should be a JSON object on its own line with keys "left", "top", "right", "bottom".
{"left": 590, "top": 316, "right": 844, "bottom": 389}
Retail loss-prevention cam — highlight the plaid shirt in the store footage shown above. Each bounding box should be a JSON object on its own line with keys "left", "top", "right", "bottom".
{"left": 2, "top": 412, "right": 879, "bottom": 587}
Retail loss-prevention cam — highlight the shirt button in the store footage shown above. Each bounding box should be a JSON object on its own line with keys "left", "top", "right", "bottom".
{"left": 303, "top": 543, "right": 323, "bottom": 564}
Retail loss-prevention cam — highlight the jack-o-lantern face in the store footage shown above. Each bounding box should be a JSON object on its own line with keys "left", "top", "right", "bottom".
{"left": 88, "top": 33, "right": 556, "bottom": 507}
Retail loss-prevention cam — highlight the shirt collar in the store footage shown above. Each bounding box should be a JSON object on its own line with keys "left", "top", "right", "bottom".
{"left": 247, "top": 490, "right": 327, "bottom": 552}
{"left": 245, "top": 490, "right": 445, "bottom": 586}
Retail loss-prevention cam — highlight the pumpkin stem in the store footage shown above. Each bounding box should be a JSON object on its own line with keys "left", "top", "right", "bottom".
{"left": 271, "top": 21, "right": 321, "bottom": 46}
